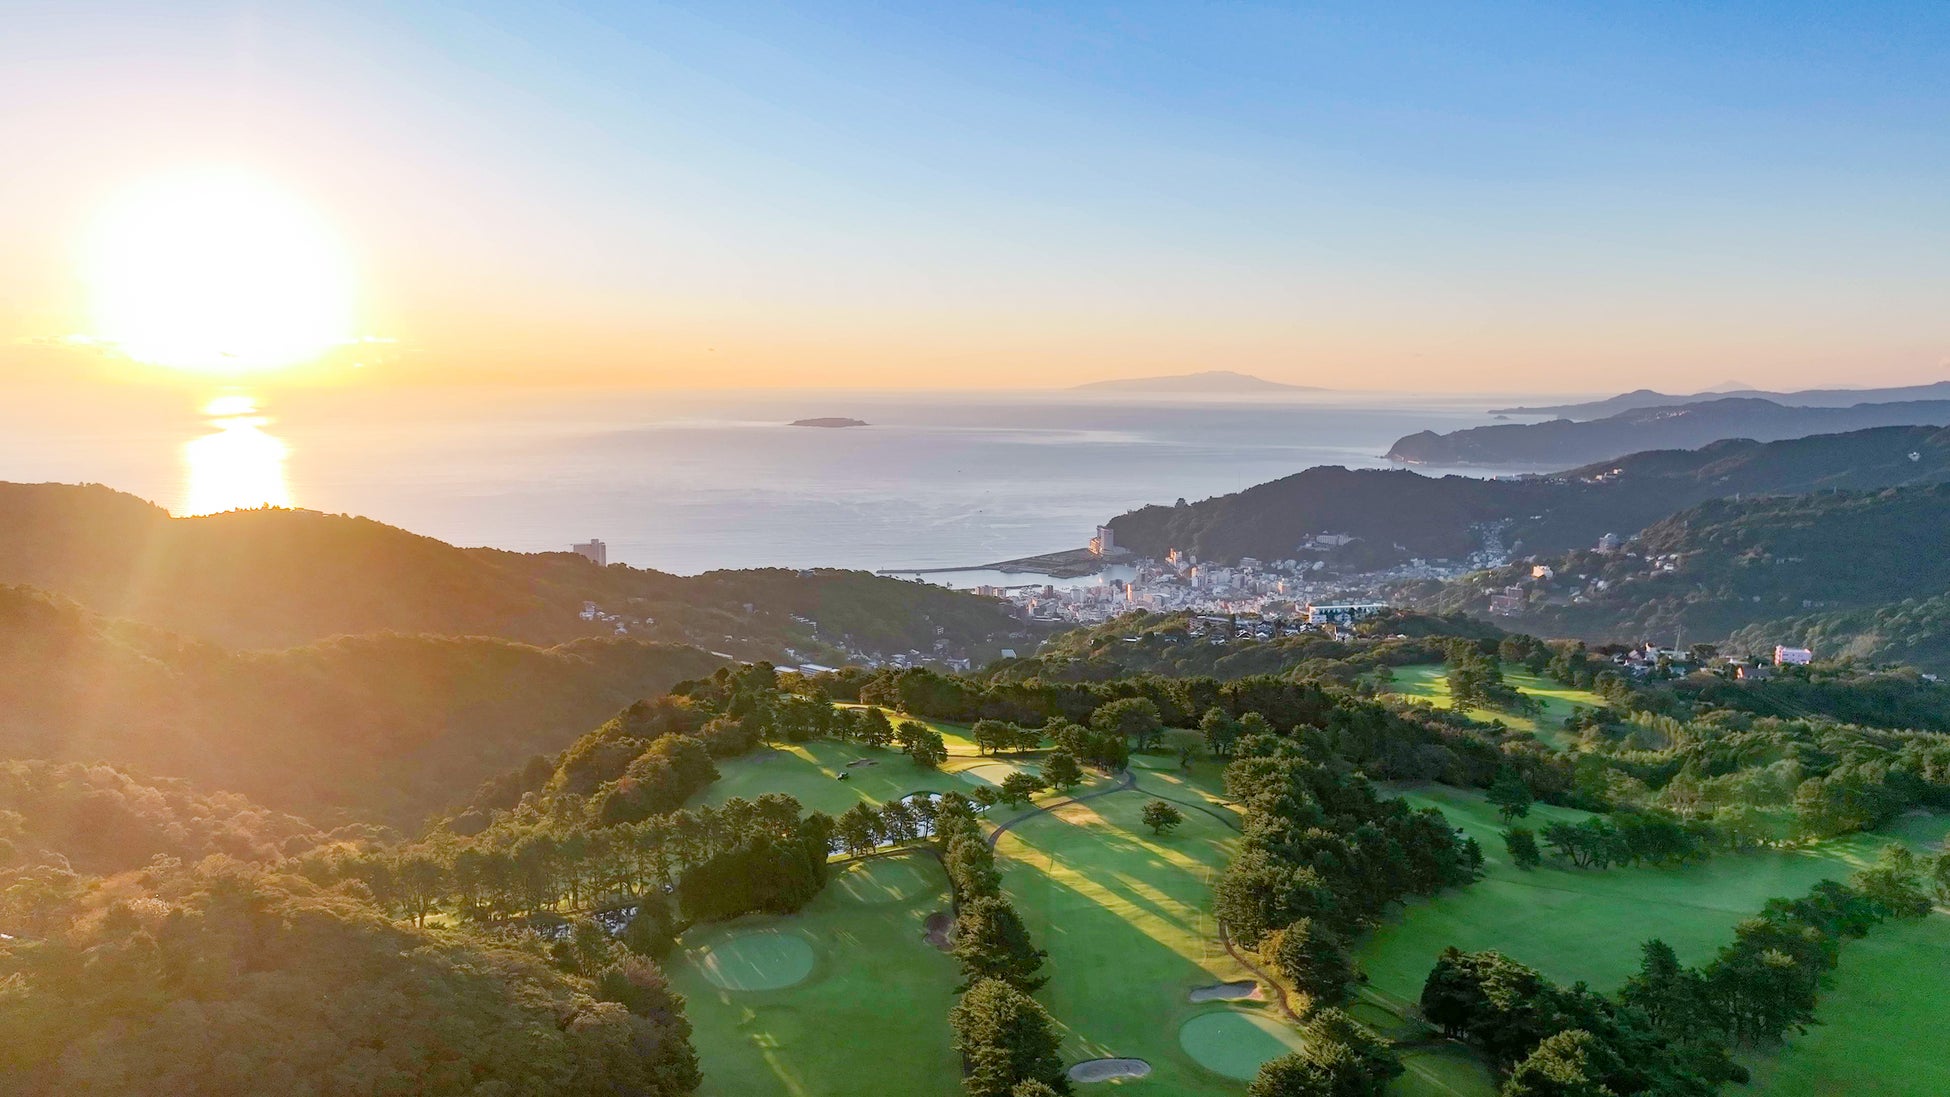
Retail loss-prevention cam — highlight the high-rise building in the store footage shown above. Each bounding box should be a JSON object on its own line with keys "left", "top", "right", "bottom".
{"left": 571, "top": 538, "right": 607, "bottom": 566}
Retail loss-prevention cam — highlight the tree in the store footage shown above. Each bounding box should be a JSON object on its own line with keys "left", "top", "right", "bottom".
{"left": 1247, "top": 1053, "right": 1333, "bottom": 1097}
{"left": 949, "top": 978, "right": 1067, "bottom": 1097}
{"left": 1504, "top": 828, "right": 1542, "bottom": 870}
{"left": 998, "top": 771, "right": 1045, "bottom": 808}
{"left": 1041, "top": 752, "right": 1083, "bottom": 794}
{"left": 897, "top": 721, "right": 949, "bottom": 769}
{"left": 1502, "top": 1029, "right": 1614, "bottom": 1097}
{"left": 1141, "top": 799, "right": 1183, "bottom": 836}
{"left": 1487, "top": 769, "right": 1533, "bottom": 823}
{"left": 1299, "top": 1008, "right": 1402, "bottom": 1095}
{"left": 1200, "top": 707, "right": 1240, "bottom": 759}
{"left": 1091, "top": 697, "right": 1163, "bottom": 752}
{"left": 1850, "top": 843, "right": 1933, "bottom": 919}
{"left": 857, "top": 706, "right": 896, "bottom": 748}
{"left": 1267, "top": 918, "right": 1355, "bottom": 1006}
{"left": 972, "top": 720, "right": 1018, "bottom": 756}
{"left": 836, "top": 802, "right": 883, "bottom": 857}
{"left": 952, "top": 896, "right": 1048, "bottom": 991}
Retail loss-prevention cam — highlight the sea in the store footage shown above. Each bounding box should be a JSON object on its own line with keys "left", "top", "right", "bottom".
{"left": 0, "top": 385, "right": 1539, "bottom": 580}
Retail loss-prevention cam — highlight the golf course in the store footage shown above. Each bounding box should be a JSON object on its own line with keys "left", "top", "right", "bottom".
{"left": 671, "top": 706, "right": 1948, "bottom": 1097}
{"left": 670, "top": 849, "right": 964, "bottom": 1097}
{"left": 1349, "top": 783, "right": 1950, "bottom": 1095}
{"left": 1385, "top": 663, "right": 1605, "bottom": 747}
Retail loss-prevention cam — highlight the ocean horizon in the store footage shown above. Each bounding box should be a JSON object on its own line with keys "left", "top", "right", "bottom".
{"left": 0, "top": 385, "right": 1543, "bottom": 576}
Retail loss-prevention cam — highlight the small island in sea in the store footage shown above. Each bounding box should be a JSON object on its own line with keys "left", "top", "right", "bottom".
{"left": 788, "top": 417, "right": 869, "bottom": 428}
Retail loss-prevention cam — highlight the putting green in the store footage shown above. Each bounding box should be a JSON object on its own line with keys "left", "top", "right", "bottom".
{"left": 690, "top": 929, "right": 818, "bottom": 991}
{"left": 832, "top": 855, "right": 939, "bottom": 904}
{"left": 957, "top": 762, "right": 1025, "bottom": 787}
{"left": 1178, "top": 1008, "right": 1306, "bottom": 1080}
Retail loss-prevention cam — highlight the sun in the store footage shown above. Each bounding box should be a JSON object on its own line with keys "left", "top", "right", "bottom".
{"left": 85, "top": 168, "right": 355, "bottom": 374}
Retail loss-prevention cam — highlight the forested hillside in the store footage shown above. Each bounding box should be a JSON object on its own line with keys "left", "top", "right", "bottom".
{"left": 1387, "top": 396, "right": 1950, "bottom": 466}
{"left": 1403, "top": 484, "right": 1950, "bottom": 667}
{"left": 0, "top": 482, "right": 1039, "bottom": 662}
{"left": 0, "top": 584, "right": 725, "bottom": 824}
{"left": 1106, "top": 425, "right": 1950, "bottom": 566}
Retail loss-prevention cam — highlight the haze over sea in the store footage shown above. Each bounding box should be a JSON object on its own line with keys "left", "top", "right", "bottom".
{"left": 0, "top": 386, "right": 1522, "bottom": 576}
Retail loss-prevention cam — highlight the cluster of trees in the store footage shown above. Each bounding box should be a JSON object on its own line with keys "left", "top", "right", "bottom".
{"left": 1423, "top": 852, "right": 1940, "bottom": 1096}
{"left": 1514, "top": 809, "right": 1718, "bottom": 870}
{"left": 0, "top": 857, "right": 702, "bottom": 1097}
{"left": 1444, "top": 639, "right": 1539, "bottom": 715}
{"left": 1248, "top": 1008, "right": 1402, "bottom": 1097}
{"left": 1556, "top": 708, "right": 1950, "bottom": 846}
{"left": 933, "top": 797, "right": 1069, "bottom": 1097}
{"left": 830, "top": 664, "right": 1575, "bottom": 806}
{"left": 1214, "top": 735, "right": 1484, "bottom": 1013}
{"left": 312, "top": 792, "right": 832, "bottom": 929}
{"left": 833, "top": 795, "right": 945, "bottom": 856}
{"left": 0, "top": 582, "right": 730, "bottom": 827}
{"left": 0, "top": 759, "right": 326, "bottom": 874}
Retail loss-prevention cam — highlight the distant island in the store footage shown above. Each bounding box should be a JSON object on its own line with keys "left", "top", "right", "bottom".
{"left": 1070, "top": 369, "right": 1325, "bottom": 394}
{"left": 789, "top": 417, "right": 869, "bottom": 428}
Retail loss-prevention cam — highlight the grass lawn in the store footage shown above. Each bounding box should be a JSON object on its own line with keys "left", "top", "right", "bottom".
{"left": 994, "top": 775, "right": 1266, "bottom": 1096}
{"left": 691, "top": 713, "right": 1102, "bottom": 817}
{"left": 1737, "top": 911, "right": 1950, "bottom": 1097}
{"left": 1386, "top": 664, "right": 1604, "bottom": 748}
{"left": 670, "top": 850, "right": 963, "bottom": 1097}
{"left": 1358, "top": 783, "right": 1950, "bottom": 1001}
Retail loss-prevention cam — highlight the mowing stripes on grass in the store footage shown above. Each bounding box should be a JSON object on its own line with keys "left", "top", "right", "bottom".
{"left": 1177, "top": 1008, "right": 1306, "bottom": 1080}
{"left": 832, "top": 855, "right": 938, "bottom": 904}
{"left": 690, "top": 928, "right": 818, "bottom": 991}
{"left": 957, "top": 761, "right": 1029, "bottom": 787}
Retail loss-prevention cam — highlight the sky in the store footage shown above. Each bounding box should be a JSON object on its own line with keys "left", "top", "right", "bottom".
{"left": 2, "top": 1, "right": 1948, "bottom": 392}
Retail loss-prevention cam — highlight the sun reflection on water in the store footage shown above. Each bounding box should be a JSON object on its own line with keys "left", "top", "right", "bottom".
{"left": 181, "top": 395, "right": 292, "bottom": 515}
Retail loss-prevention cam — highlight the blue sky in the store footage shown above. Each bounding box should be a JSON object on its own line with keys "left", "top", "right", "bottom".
{"left": 3, "top": 0, "right": 1947, "bottom": 388}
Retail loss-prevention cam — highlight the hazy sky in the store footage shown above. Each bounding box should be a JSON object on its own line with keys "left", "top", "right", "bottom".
{"left": 4, "top": 1, "right": 1948, "bottom": 391}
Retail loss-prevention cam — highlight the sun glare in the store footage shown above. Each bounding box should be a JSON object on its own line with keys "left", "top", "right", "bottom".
{"left": 85, "top": 169, "right": 355, "bottom": 374}
{"left": 181, "top": 395, "right": 293, "bottom": 515}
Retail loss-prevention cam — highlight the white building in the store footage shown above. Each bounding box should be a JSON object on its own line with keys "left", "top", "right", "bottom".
{"left": 1774, "top": 645, "right": 1814, "bottom": 666}
{"left": 1306, "top": 602, "right": 1389, "bottom": 625}
{"left": 571, "top": 539, "right": 607, "bottom": 566}
{"left": 1089, "top": 525, "right": 1127, "bottom": 557}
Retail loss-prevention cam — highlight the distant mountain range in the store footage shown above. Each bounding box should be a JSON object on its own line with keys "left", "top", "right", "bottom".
{"left": 1105, "top": 424, "right": 1950, "bottom": 568}
{"left": 1070, "top": 369, "right": 1325, "bottom": 393}
{"left": 1491, "top": 380, "right": 1950, "bottom": 419}
{"left": 1388, "top": 397, "right": 1950, "bottom": 467}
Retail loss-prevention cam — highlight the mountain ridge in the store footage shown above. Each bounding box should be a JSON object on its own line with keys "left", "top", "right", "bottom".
{"left": 1070, "top": 369, "right": 1324, "bottom": 393}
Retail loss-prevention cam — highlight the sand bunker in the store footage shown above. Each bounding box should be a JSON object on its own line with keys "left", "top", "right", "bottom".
{"left": 845, "top": 758, "right": 879, "bottom": 768}
{"left": 1068, "top": 1059, "right": 1151, "bottom": 1083}
{"left": 1189, "top": 980, "right": 1261, "bottom": 1003}
{"left": 923, "top": 911, "right": 953, "bottom": 951}
{"left": 691, "top": 930, "right": 817, "bottom": 991}
{"left": 1179, "top": 1009, "right": 1306, "bottom": 1080}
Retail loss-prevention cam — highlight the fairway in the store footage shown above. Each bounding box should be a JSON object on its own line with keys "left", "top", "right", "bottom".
{"left": 691, "top": 714, "right": 1096, "bottom": 818}
{"left": 1358, "top": 784, "right": 1950, "bottom": 999}
{"left": 1178, "top": 1008, "right": 1307, "bottom": 1080}
{"left": 671, "top": 850, "right": 962, "bottom": 1097}
{"left": 830, "top": 854, "right": 939, "bottom": 904}
{"left": 1738, "top": 911, "right": 1950, "bottom": 1097}
{"left": 994, "top": 768, "right": 1276, "bottom": 1096}
{"left": 1387, "top": 663, "right": 1603, "bottom": 747}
